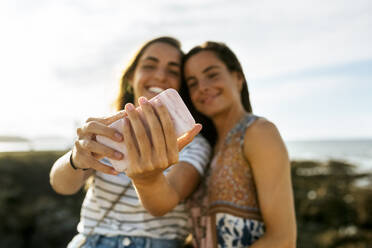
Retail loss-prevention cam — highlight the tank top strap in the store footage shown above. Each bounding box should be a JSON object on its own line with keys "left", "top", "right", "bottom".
{"left": 224, "top": 113, "right": 258, "bottom": 146}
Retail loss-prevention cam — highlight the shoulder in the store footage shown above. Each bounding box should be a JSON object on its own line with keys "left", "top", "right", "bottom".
{"left": 244, "top": 117, "right": 288, "bottom": 163}
{"left": 245, "top": 117, "right": 280, "bottom": 140}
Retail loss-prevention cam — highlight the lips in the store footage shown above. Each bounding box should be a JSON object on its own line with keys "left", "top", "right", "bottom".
{"left": 201, "top": 92, "right": 220, "bottom": 105}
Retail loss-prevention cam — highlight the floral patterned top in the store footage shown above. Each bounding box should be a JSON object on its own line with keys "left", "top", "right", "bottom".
{"left": 187, "top": 114, "right": 265, "bottom": 248}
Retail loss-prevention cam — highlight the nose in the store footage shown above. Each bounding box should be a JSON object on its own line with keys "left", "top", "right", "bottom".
{"left": 153, "top": 68, "right": 166, "bottom": 82}
{"left": 198, "top": 79, "right": 210, "bottom": 93}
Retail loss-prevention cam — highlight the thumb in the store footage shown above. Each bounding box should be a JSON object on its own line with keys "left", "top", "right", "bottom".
{"left": 103, "top": 110, "right": 128, "bottom": 125}
{"left": 177, "top": 124, "right": 202, "bottom": 151}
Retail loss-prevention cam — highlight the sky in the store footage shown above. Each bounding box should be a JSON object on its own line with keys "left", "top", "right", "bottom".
{"left": 0, "top": 0, "right": 371, "bottom": 141}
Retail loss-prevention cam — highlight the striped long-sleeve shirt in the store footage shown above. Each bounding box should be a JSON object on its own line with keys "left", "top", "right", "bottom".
{"left": 77, "top": 135, "right": 211, "bottom": 241}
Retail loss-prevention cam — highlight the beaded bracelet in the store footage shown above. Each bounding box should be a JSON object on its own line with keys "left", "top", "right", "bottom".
{"left": 69, "top": 151, "right": 88, "bottom": 171}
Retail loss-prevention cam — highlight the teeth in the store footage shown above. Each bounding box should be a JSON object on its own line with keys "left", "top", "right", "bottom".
{"left": 148, "top": 87, "right": 164, "bottom": 94}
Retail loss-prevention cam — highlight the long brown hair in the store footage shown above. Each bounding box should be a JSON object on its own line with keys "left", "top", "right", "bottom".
{"left": 113, "top": 36, "right": 184, "bottom": 111}
{"left": 86, "top": 37, "right": 183, "bottom": 191}
{"left": 181, "top": 41, "right": 253, "bottom": 146}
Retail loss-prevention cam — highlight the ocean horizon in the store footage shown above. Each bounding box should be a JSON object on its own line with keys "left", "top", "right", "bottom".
{"left": 1, "top": 137, "right": 371, "bottom": 173}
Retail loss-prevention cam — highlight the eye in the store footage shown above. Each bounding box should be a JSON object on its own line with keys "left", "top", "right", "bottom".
{"left": 187, "top": 80, "right": 198, "bottom": 89}
{"left": 142, "top": 64, "right": 155, "bottom": 70}
{"left": 207, "top": 72, "right": 218, "bottom": 79}
{"left": 168, "top": 69, "right": 180, "bottom": 76}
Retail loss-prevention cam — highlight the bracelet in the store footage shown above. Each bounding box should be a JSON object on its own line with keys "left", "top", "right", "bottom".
{"left": 69, "top": 151, "right": 88, "bottom": 171}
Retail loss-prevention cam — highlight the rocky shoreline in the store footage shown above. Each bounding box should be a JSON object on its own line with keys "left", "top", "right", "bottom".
{"left": 0, "top": 151, "right": 371, "bottom": 247}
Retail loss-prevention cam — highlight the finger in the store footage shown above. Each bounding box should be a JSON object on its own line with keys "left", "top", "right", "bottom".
{"left": 92, "top": 152, "right": 104, "bottom": 161}
{"left": 122, "top": 116, "right": 141, "bottom": 172}
{"left": 71, "top": 141, "right": 86, "bottom": 168}
{"left": 177, "top": 124, "right": 202, "bottom": 151}
{"left": 86, "top": 156, "right": 119, "bottom": 175}
{"left": 138, "top": 97, "right": 167, "bottom": 167}
{"left": 81, "top": 121, "right": 123, "bottom": 142}
{"left": 125, "top": 103, "right": 152, "bottom": 164}
{"left": 74, "top": 142, "right": 119, "bottom": 175}
{"left": 76, "top": 127, "right": 84, "bottom": 139}
{"left": 153, "top": 99, "right": 178, "bottom": 165}
{"left": 85, "top": 110, "right": 127, "bottom": 125}
{"left": 102, "top": 110, "right": 127, "bottom": 125}
{"left": 78, "top": 139, "right": 124, "bottom": 161}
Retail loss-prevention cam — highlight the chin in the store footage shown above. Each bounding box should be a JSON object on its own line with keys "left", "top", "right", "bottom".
{"left": 199, "top": 104, "right": 228, "bottom": 118}
{"left": 197, "top": 108, "right": 218, "bottom": 118}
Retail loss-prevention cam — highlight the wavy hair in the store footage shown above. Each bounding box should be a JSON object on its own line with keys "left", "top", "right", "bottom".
{"left": 181, "top": 41, "right": 253, "bottom": 146}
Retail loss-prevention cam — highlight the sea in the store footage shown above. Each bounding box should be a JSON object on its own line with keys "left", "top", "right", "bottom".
{"left": 1, "top": 138, "right": 371, "bottom": 173}
{"left": 286, "top": 139, "right": 372, "bottom": 173}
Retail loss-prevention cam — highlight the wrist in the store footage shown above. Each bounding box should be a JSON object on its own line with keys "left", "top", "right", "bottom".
{"left": 69, "top": 151, "right": 88, "bottom": 171}
{"left": 131, "top": 172, "right": 166, "bottom": 188}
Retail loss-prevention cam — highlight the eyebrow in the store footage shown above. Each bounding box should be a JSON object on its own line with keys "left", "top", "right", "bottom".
{"left": 142, "top": 56, "right": 180, "bottom": 67}
{"left": 202, "top": 65, "right": 220, "bottom": 74}
{"left": 168, "top": 61, "right": 180, "bottom": 67}
{"left": 142, "top": 56, "right": 159, "bottom": 63}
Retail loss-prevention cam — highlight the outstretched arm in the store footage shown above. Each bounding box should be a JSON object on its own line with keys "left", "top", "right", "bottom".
{"left": 49, "top": 111, "right": 126, "bottom": 195}
{"left": 123, "top": 97, "right": 209, "bottom": 216}
{"left": 132, "top": 161, "right": 202, "bottom": 216}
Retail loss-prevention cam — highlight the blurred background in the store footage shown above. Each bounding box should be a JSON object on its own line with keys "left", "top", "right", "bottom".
{"left": 0, "top": 0, "right": 371, "bottom": 247}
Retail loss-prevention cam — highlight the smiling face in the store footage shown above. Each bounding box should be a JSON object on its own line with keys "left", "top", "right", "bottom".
{"left": 184, "top": 50, "right": 243, "bottom": 118}
{"left": 130, "top": 42, "right": 182, "bottom": 105}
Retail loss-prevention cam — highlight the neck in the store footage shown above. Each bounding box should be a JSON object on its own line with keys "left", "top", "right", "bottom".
{"left": 211, "top": 105, "right": 247, "bottom": 145}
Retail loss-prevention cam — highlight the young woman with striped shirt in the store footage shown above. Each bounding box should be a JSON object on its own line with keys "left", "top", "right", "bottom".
{"left": 50, "top": 37, "right": 211, "bottom": 248}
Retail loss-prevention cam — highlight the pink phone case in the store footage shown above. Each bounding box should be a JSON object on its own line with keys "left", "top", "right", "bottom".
{"left": 96, "top": 89, "right": 195, "bottom": 172}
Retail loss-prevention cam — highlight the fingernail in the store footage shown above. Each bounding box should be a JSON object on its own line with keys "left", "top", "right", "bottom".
{"left": 138, "top": 97, "right": 148, "bottom": 105}
{"left": 126, "top": 103, "right": 135, "bottom": 111}
{"left": 115, "top": 132, "right": 123, "bottom": 141}
{"left": 114, "top": 151, "right": 123, "bottom": 159}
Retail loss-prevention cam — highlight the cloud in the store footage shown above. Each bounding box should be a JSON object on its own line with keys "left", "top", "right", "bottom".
{"left": 0, "top": 0, "right": 371, "bottom": 139}
{"left": 250, "top": 59, "right": 372, "bottom": 140}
